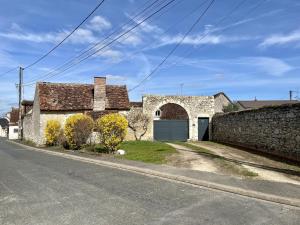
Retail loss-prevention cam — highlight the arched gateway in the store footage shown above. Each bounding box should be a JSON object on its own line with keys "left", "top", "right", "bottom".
{"left": 142, "top": 95, "right": 215, "bottom": 141}
{"left": 153, "top": 103, "right": 189, "bottom": 141}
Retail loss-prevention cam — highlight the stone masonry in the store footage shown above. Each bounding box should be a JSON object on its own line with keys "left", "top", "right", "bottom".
{"left": 212, "top": 103, "right": 300, "bottom": 162}
{"left": 142, "top": 95, "right": 215, "bottom": 140}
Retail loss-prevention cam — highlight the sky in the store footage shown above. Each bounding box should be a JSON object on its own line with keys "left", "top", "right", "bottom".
{"left": 0, "top": 0, "right": 300, "bottom": 115}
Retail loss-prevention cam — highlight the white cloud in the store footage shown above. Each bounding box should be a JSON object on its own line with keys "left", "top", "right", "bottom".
{"left": 106, "top": 74, "right": 126, "bottom": 81}
{"left": 260, "top": 29, "right": 300, "bottom": 47}
{"left": 159, "top": 33, "right": 256, "bottom": 47}
{"left": 96, "top": 48, "right": 123, "bottom": 62}
{"left": 0, "top": 27, "right": 98, "bottom": 44}
{"left": 88, "top": 16, "right": 111, "bottom": 31}
{"left": 120, "top": 32, "right": 142, "bottom": 46}
{"left": 239, "top": 57, "right": 293, "bottom": 76}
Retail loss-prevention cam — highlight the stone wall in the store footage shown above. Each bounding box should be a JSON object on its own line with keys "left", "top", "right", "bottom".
{"left": 142, "top": 95, "right": 215, "bottom": 140}
{"left": 212, "top": 103, "right": 300, "bottom": 162}
{"left": 23, "top": 114, "right": 34, "bottom": 142}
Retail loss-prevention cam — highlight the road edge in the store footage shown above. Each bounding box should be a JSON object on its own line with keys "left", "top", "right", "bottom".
{"left": 7, "top": 140, "right": 300, "bottom": 208}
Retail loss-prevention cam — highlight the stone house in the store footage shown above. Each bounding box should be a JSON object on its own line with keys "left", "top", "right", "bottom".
{"left": 23, "top": 77, "right": 130, "bottom": 145}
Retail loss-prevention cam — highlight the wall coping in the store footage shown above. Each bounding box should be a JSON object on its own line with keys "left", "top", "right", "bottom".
{"left": 214, "top": 102, "right": 300, "bottom": 118}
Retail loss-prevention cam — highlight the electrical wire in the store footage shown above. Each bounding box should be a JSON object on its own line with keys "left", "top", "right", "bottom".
{"left": 23, "top": 0, "right": 178, "bottom": 86}
{"left": 128, "top": 0, "right": 216, "bottom": 92}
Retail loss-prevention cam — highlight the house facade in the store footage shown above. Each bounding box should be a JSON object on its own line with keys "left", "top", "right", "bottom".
{"left": 23, "top": 77, "right": 130, "bottom": 145}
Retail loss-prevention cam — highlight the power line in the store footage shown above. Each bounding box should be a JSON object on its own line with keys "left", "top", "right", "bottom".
{"left": 0, "top": 66, "right": 19, "bottom": 77}
{"left": 174, "top": 0, "right": 266, "bottom": 63}
{"left": 128, "top": 0, "right": 216, "bottom": 92}
{"left": 24, "top": 0, "right": 106, "bottom": 70}
{"left": 24, "top": 0, "right": 207, "bottom": 86}
{"left": 24, "top": 0, "right": 163, "bottom": 84}
{"left": 23, "top": 0, "right": 178, "bottom": 86}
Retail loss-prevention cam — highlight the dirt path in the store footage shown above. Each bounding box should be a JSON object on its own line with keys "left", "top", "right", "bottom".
{"left": 166, "top": 143, "right": 217, "bottom": 172}
{"left": 191, "top": 142, "right": 300, "bottom": 186}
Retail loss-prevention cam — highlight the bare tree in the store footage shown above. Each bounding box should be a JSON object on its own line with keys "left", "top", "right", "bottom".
{"left": 127, "top": 108, "right": 150, "bottom": 141}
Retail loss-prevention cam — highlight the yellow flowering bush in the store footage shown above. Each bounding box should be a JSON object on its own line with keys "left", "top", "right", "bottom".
{"left": 64, "top": 114, "right": 94, "bottom": 149}
{"left": 95, "top": 113, "right": 128, "bottom": 153}
{"left": 45, "top": 120, "right": 61, "bottom": 146}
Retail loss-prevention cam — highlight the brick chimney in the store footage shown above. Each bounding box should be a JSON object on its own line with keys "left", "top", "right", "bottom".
{"left": 93, "top": 77, "right": 106, "bottom": 111}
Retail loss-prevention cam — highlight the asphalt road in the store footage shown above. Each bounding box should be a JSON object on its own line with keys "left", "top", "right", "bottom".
{"left": 0, "top": 138, "right": 299, "bottom": 225}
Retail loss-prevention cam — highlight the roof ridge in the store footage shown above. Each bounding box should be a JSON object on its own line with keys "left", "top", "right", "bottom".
{"left": 38, "top": 82, "right": 92, "bottom": 86}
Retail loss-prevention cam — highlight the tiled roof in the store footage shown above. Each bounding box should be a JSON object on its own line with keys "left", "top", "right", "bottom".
{"left": 37, "top": 82, "right": 129, "bottom": 111}
{"left": 237, "top": 100, "right": 299, "bottom": 109}
{"left": 106, "top": 85, "right": 130, "bottom": 110}
{"left": 9, "top": 108, "right": 19, "bottom": 124}
{"left": 21, "top": 100, "right": 34, "bottom": 106}
{"left": 0, "top": 118, "right": 8, "bottom": 128}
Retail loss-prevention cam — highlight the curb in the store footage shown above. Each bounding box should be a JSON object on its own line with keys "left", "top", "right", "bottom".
{"left": 8, "top": 140, "right": 300, "bottom": 208}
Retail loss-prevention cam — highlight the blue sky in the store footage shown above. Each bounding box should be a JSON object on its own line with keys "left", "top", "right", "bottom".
{"left": 0, "top": 0, "right": 300, "bottom": 115}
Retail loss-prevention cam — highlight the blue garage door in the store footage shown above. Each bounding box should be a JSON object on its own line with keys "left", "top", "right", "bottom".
{"left": 154, "top": 120, "right": 189, "bottom": 141}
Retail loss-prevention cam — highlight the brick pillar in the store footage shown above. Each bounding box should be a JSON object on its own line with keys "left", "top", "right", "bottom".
{"left": 94, "top": 77, "right": 106, "bottom": 111}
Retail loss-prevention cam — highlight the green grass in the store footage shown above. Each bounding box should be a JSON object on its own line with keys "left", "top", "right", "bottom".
{"left": 118, "top": 141, "right": 177, "bottom": 164}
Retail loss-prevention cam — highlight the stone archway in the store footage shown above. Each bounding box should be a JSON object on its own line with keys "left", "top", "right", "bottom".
{"left": 153, "top": 103, "right": 189, "bottom": 141}
{"left": 142, "top": 95, "right": 215, "bottom": 141}
{"left": 158, "top": 103, "right": 189, "bottom": 120}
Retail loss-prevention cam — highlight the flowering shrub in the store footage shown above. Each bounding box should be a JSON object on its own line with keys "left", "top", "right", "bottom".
{"left": 64, "top": 114, "right": 94, "bottom": 149}
{"left": 45, "top": 120, "right": 61, "bottom": 146}
{"left": 95, "top": 113, "right": 128, "bottom": 153}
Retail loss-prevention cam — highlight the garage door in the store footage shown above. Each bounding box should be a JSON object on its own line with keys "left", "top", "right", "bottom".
{"left": 154, "top": 120, "right": 189, "bottom": 141}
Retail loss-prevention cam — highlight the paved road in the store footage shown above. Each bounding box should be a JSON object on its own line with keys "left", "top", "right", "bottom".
{"left": 0, "top": 139, "right": 299, "bottom": 225}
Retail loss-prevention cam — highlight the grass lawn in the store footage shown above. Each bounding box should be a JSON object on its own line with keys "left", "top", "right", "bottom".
{"left": 118, "top": 141, "right": 177, "bottom": 164}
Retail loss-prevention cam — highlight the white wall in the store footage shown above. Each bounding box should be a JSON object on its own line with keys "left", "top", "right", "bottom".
{"left": 8, "top": 125, "right": 19, "bottom": 140}
{"left": 0, "top": 126, "right": 7, "bottom": 137}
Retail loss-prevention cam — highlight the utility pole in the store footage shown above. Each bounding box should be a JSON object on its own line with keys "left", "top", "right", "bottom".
{"left": 18, "top": 67, "right": 24, "bottom": 140}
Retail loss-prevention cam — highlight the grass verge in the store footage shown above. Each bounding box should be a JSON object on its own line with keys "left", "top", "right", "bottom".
{"left": 118, "top": 141, "right": 177, "bottom": 164}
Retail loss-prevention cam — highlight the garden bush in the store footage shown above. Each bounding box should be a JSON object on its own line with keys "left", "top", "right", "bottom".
{"left": 95, "top": 113, "right": 128, "bottom": 153}
{"left": 45, "top": 120, "right": 61, "bottom": 146}
{"left": 64, "top": 114, "right": 94, "bottom": 149}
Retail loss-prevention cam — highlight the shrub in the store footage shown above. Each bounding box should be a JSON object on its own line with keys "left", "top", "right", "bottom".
{"left": 95, "top": 113, "right": 128, "bottom": 153}
{"left": 45, "top": 120, "right": 61, "bottom": 146}
{"left": 127, "top": 107, "right": 150, "bottom": 140}
{"left": 223, "top": 103, "right": 240, "bottom": 112}
{"left": 64, "top": 114, "right": 94, "bottom": 149}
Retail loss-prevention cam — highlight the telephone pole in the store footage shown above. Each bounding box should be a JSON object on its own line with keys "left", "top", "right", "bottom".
{"left": 18, "top": 67, "right": 24, "bottom": 140}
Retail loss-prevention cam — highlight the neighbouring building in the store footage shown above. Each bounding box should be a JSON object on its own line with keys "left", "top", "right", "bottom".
{"left": 0, "top": 117, "right": 9, "bottom": 137}
{"left": 23, "top": 77, "right": 130, "bottom": 145}
{"left": 237, "top": 99, "right": 299, "bottom": 110}
{"left": 214, "top": 92, "right": 232, "bottom": 113}
{"left": 7, "top": 108, "right": 19, "bottom": 140}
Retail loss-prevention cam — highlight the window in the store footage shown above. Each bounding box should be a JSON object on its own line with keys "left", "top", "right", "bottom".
{"left": 155, "top": 110, "right": 161, "bottom": 117}
{"left": 13, "top": 128, "right": 18, "bottom": 133}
